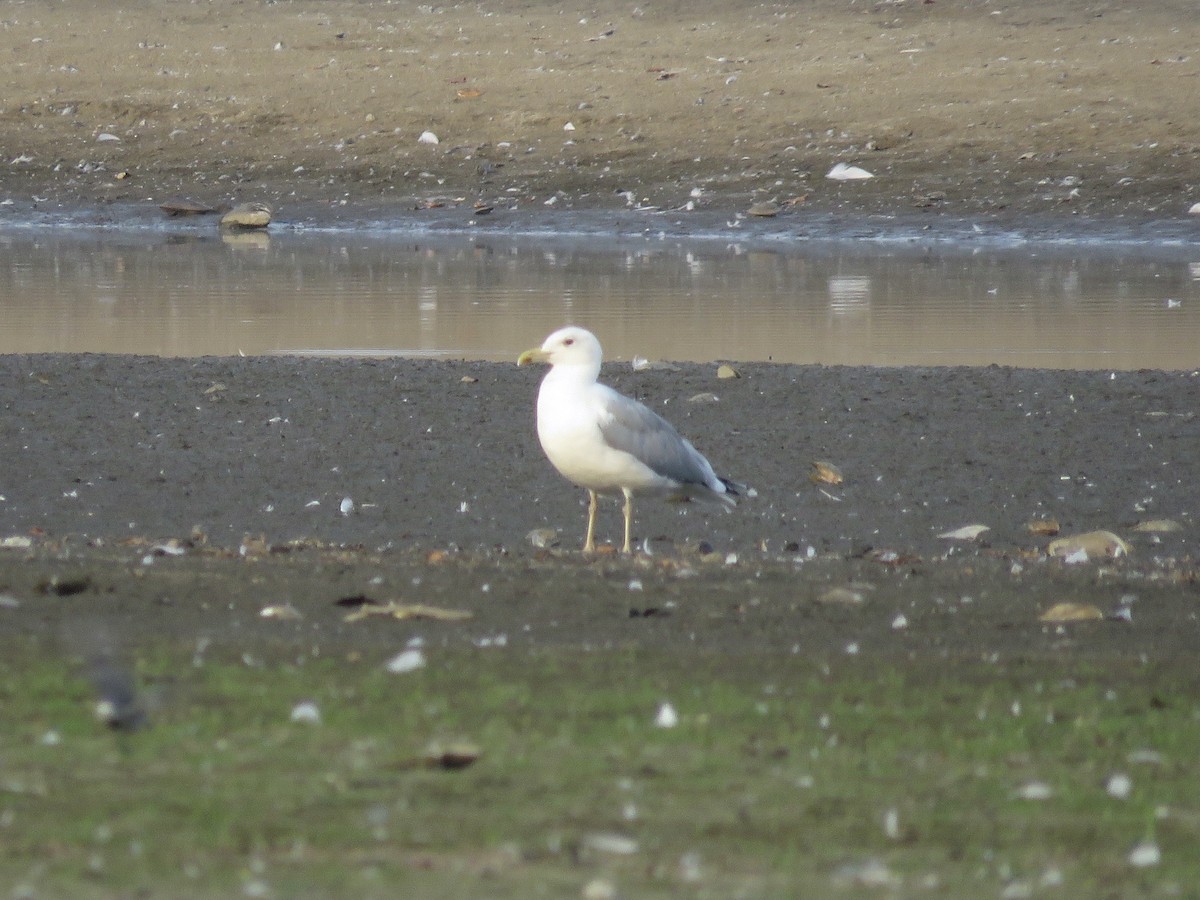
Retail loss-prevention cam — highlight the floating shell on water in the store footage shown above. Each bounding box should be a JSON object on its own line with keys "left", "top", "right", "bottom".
{"left": 810, "top": 460, "right": 844, "bottom": 485}
{"left": 938, "top": 524, "right": 990, "bottom": 541}
{"left": 1027, "top": 518, "right": 1061, "bottom": 536}
{"left": 827, "top": 162, "right": 874, "bottom": 181}
{"left": 220, "top": 202, "right": 272, "bottom": 229}
{"left": 1039, "top": 602, "right": 1104, "bottom": 623}
{"left": 1047, "top": 530, "right": 1131, "bottom": 560}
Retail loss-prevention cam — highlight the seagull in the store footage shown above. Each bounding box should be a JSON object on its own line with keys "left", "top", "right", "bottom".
{"left": 517, "top": 326, "right": 739, "bottom": 553}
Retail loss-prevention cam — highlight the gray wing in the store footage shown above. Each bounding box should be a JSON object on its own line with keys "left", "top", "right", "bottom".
{"left": 595, "top": 386, "right": 720, "bottom": 488}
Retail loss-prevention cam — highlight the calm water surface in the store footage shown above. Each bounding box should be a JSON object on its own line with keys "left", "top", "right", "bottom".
{"left": 2, "top": 227, "right": 1198, "bottom": 369}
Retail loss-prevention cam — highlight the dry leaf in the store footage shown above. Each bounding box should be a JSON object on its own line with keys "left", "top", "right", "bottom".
{"left": 1047, "top": 530, "right": 1131, "bottom": 559}
{"left": 810, "top": 460, "right": 844, "bottom": 485}
{"left": 343, "top": 601, "right": 473, "bottom": 623}
{"left": 938, "top": 524, "right": 990, "bottom": 541}
{"left": 1039, "top": 602, "right": 1104, "bottom": 623}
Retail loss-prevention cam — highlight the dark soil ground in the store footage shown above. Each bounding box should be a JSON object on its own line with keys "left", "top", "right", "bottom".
{"left": 2, "top": 353, "right": 1197, "bottom": 664}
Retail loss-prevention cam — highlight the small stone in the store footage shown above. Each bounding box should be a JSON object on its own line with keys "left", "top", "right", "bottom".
{"left": 220, "top": 202, "right": 272, "bottom": 229}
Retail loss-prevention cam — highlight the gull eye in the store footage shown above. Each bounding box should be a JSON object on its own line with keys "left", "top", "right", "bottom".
{"left": 563, "top": 338, "right": 574, "bottom": 346}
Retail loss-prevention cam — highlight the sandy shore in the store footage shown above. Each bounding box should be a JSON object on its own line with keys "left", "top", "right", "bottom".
{"left": 1, "top": 0, "right": 1197, "bottom": 227}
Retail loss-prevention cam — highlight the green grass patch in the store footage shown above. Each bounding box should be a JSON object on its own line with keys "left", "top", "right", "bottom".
{"left": 1, "top": 646, "right": 1197, "bottom": 898}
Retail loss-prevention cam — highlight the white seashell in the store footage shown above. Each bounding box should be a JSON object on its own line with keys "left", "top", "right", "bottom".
{"left": 582, "top": 832, "right": 639, "bottom": 856}
{"left": 563, "top": 121, "right": 575, "bottom": 131}
{"left": 290, "top": 701, "right": 321, "bottom": 724}
{"left": 826, "top": 162, "right": 874, "bottom": 181}
{"left": 96, "top": 133, "right": 121, "bottom": 143}
{"left": 418, "top": 130, "right": 439, "bottom": 145}
{"left": 1188, "top": 202, "right": 1200, "bottom": 215}
{"left": 1015, "top": 781, "right": 1052, "bottom": 800}
{"left": 385, "top": 649, "right": 426, "bottom": 674}
{"left": 938, "top": 524, "right": 990, "bottom": 541}
{"left": 654, "top": 702, "right": 679, "bottom": 728}
{"left": 1129, "top": 841, "right": 1161, "bottom": 867}
{"left": 1106, "top": 772, "right": 1133, "bottom": 799}
{"left": 339, "top": 496, "right": 355, "bottom": 516}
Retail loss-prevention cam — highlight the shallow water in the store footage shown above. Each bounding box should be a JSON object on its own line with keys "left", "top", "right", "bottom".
{"left": 2, "top": 226, "right": 1198, "bottom": 369}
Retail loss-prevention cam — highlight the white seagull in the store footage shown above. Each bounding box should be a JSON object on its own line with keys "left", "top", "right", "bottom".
{"left": 517, "top": 326, "right": 740, "bottom": 554}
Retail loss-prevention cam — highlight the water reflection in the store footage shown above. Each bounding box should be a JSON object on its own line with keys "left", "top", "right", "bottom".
{"left": 1, "top": 228, "right": 1198, "bottom": 369}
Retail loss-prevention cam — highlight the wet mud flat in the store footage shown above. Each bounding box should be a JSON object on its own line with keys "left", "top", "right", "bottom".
{"left": 1, "top": 352, "right": 1197, "bottom": 657}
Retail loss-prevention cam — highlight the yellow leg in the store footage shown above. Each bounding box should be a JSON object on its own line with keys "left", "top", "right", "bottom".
{"left": 621, "top": 490, "right": 635, "bottom": 554}
{"left": 583, "top": 489, "right": 599, "bottom": 553}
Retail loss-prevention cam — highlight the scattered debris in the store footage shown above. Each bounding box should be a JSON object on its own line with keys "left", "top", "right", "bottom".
{"left": 343, "top": 601, "right": 472, "bottom": 623}
{"left": 826, "top": 162, "right": 874, "bottom": 181}
{"left": 1047, "top": 530, "right": 1130, "bottom": 560}
{"left": 1039, "top": 602, "right": 1104, "bottom": 623}
{"left": 1027, "top": 518, "right": 1061, "bottom": 536}
{"left": 385, "top": 648, "right": 427, "bottom": 673}
{"left": 938, "top": 524, "right": 990, "bottom": 541}
{"left": 810, "top": 461, "right": 844, "bottom": 485}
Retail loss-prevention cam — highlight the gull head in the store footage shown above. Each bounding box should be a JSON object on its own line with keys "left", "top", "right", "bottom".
{"left": 518, "top": 326, "right": 603, "bottom": 377}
